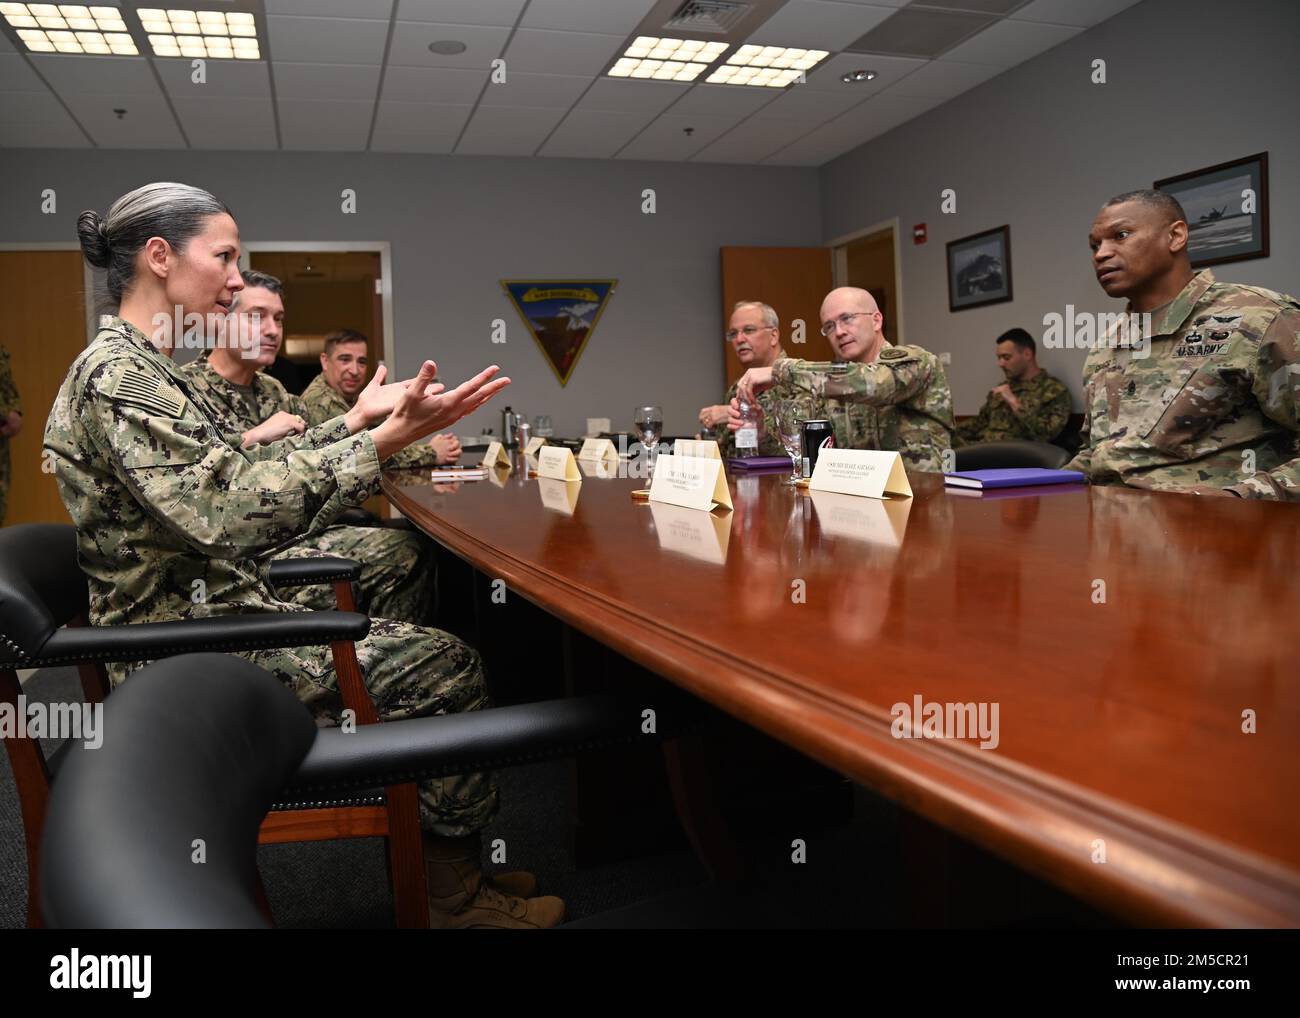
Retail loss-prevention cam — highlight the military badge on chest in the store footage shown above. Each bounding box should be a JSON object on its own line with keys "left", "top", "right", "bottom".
{"left": 1173, "top": 314, "right": 1234, "bottom": 358}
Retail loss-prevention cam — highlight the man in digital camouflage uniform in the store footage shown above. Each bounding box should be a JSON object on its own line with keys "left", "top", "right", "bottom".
{"left": 180, "top": 270, "right": 432, "bottom": 622}
{"left": 301, "top": 328, "right": 461, "bottom": 471}
{"left": 1066, "top": 189, "right": 1300, "bottom": 499}
{"left": 0, "top": 345, "right": 21, "bottom": 525}
{"left": 699, "top": 300, "right": 787, "bottom": 458}
{"left": 955, "top": 327, "right": 1071, "bottom": 446}
{"left": 735, "top": 286, "right": 954, "bottom": 473}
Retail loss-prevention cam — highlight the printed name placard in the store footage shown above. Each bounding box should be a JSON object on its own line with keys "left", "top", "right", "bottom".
{"left": 536, "top": 444, "right": 582, "bottom": 481}
{"left": 809, "top": 448, "right": 912, "bottom": 500}
{"left": 647, "top": 453, "right": 733, "bottom": 512}
{"left": 525, "top": 436, "right": 547, "bottom": 456}
{"left": 537, "top": 477, "right": 580, "bottom": 514}
{"left": 482, "top": 440, "right": 512, "bottom": 472}
{"left": 649, "top": 501, "right": 732, "bottom": 564}
{"left": 673, "top": 438, "right": 722, "bottom": 460}
{"left": 579, "top": 456, "right": 618, "bottom": 479}
{"left": 578, "top": 437, "right": 618, "bottom": 462}
{"left": 808, "top": 489, "right": 912, "bottom": 547}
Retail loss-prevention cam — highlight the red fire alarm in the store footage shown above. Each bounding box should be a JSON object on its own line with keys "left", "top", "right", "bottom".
{"left": 913, "top": 223, "right": 927, "bottom": 244}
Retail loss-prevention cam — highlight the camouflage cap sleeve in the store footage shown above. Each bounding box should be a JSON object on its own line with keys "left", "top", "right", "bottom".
{"left": 1227, "top": 304, "right": 1300, "bottom": 499}
{"left": 77, "top": 354, "right": 382, "bottom": 555}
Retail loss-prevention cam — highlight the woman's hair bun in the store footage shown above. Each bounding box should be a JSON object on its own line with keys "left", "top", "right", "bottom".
{"left": 77, "top": 210, "right": 112, "bottom": 269}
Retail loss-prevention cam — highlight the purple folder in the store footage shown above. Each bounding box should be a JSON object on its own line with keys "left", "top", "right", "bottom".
{"left": 727, "top": 456, "right": 797, "bottom": 470}
{"left": 944, "top": 468, "right": 1086, "bottom": 490}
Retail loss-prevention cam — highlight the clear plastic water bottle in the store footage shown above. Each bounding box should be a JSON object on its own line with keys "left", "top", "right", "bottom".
{"left": 736, "top": 398, "right": 760, "bottom": 458}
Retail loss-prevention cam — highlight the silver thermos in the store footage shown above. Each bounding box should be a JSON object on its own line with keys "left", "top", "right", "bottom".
{"left": 502, "top": 406, "right": 520, "bottom": 448}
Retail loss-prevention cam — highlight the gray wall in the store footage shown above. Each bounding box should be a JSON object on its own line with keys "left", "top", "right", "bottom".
{"left": 820, "top": 0, "right": 1300, "bottom": 416}
{"left": 0, "top": 149, "right": 821, "bottom": 438}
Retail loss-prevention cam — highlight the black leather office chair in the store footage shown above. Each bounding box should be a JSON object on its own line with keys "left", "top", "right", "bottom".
{"left": 953, "top": 440, "right": 1071, "bottom": 471}
{"left": 41, "top": 653, "right": 644, "bottom": 929}
{"left": 0, "top": 522, "right": 423, "bottom": 927}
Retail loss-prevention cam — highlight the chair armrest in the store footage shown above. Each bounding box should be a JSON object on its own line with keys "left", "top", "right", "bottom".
{"left": 30, "top": 611, "right": 371, "bottom": 666}
{"left": 334, "top": 508, "right": 379, "bottom": 527}
{"left": 267, "top": 556, "right": 360, "bottom": 589}
{"left": 284, "top": 696, "right": 669, "bottom": 794}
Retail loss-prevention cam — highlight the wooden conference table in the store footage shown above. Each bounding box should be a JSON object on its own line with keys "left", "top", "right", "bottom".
{"left": 383, "top": 460, "right": 1300, "bottom": 928}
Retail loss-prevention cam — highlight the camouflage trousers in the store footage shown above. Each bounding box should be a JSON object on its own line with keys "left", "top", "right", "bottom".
{"left": 270, "top": 524, "right": 432, "bottom": 624}
{"left": 242, "top": 615, "right": 499, "bottom": 838}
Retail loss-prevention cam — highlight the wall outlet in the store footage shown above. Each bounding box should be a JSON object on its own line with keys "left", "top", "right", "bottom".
{"left": 939, "top": 351, "right": 952, "bottom": 365}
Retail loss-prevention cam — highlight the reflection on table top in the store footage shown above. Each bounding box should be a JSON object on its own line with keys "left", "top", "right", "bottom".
{"left": 385, "top": 463, "right": 1300, "bottom": 927}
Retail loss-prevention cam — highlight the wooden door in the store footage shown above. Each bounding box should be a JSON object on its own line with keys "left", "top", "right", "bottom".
{"left": 0, "top": 251, "right": 87, "bottom": 525}
{"left": 719, "top": 246, "right": 834, "bottom": 386}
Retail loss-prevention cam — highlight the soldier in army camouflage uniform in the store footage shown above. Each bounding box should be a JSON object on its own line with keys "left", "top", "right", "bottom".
{"left": 735, "top": 287, "right": 954, "bottom": 472}
{"left": 1066, "top": 189, "right": 1299, "bottom": 500}
{"left": 180, "top": 270, "right": 433, "bottom": 622}
{"left": 301, "top": 329, "right": 462, "bottom": 471}
{"left": 45, "top": 183, "right": 560, "bottom": 928}
{"left": 955, "top": 327, "right": 1071, "bottom": 446}
{"left": 699, "top": 301, "right": 787, "bottom": 458}
{"left": 0, "top": 345, "right": 21, "bottom": 525}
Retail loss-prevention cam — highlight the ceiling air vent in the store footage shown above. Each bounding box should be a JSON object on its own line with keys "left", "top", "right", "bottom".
{"left": 663, "top": 0, "right": 752, "bottom": 35}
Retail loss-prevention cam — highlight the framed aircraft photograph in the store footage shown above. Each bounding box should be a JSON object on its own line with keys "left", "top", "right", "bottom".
{"left": 1155, "top": 152, "right": 1269, "bottom": 268}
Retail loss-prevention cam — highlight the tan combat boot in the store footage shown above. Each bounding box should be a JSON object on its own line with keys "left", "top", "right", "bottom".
{"left": 424, "top": 834, "right": 564, "bottom": 930}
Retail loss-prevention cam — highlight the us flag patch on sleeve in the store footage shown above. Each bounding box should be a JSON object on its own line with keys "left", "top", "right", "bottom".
{"left": 110, "top": 367, "right": 187, "bottom": 418}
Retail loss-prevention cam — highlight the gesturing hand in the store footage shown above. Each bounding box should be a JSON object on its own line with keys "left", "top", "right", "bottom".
{"left": 241, "top": 410, "right": 306, "bottom": 448}
{"left": 372, "top": 361, "right": 509, "bottom": 462}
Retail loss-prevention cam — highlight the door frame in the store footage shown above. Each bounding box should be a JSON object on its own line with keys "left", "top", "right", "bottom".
{"left": 826, "top": 217, "right": 904, "bottom": 346}
{"left": 239, "top": 241, "right": 394, "bottom": 366}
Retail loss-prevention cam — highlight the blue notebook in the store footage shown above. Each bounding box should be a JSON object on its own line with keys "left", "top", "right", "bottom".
{"left": 944, "top": 468, "right": 1086, "bottom": 490}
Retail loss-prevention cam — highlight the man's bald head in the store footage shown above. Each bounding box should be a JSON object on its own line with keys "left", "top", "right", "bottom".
{"left": 820, "top": 286, "right": 885, "bottom": 364}
{"left": 821, "top": 286, "right": 879, "bottom": 317}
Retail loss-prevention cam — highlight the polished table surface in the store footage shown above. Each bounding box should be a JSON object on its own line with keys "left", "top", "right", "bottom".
{"left": 384, "top": 462, "right": 1300, "bottom": 927}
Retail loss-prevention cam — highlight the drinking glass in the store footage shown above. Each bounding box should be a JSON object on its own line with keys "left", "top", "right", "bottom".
{"left": 773, "top": 403, "right": 803, "bottom": 486}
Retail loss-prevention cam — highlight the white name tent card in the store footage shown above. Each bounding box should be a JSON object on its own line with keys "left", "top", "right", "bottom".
{"left": 647, "top": 453, "right": 733, "bottom": 512}
{"left": 481, "top": 440, "right": 512, "bottom": 472}
{"left": 673, "top": 438, "right": 722, "bottom": 460}
{"left": 577, "top": 437, "right": 619, "bottom": 463}
{"left": 649, "top": 501, "right": 732, "bottom": 564}
{"left": 536, "top": 444, "right": 582, "bottom": 481}
{"left": 809, "top": 448, "right": 912, "bottom": 500}
{"left": 808, "top": 490, "right": 912, "bottom": 548}
{"left": 537, "top": 477, "right": 580, "bottom": 515}
{"left": 486, "top": 463, "right": 511, "bottom": 487}
{"left": 578, "top": 456, "right": 618, "bottom": 479}
{"left": 524, "top": 436, "right": 547, "bottom": 456}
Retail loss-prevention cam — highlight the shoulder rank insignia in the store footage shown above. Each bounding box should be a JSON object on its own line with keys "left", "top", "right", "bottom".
{"left": 110, "top": 367, "right": 187, "bottom": 418}
{"left": 879, "top": 347, "right": 907, "bottom": 360}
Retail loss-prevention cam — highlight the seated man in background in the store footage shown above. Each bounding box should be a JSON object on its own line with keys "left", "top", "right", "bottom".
{"left": 735, "top": 287, "right": 953, "bottom": 472}
{"left": 1067, "top": 188, "right": 1299, "bottom": 499}
{"left": 955, "top": 327, "right": 1071, "bottom": 446}
{"left": 181, "top": 270, "right": 435, "bottom": 623}
{"left": 698, "top": 301, "right": 787, "bottom": 457}
{"left": 302, "top": 328, "right": 462, "bottom": 469}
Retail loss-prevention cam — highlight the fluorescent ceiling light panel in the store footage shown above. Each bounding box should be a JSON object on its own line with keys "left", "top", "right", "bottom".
{"left": 707, "top": 44, "right": 829, "bottom": 87}
{"left": 138, "top": 8, "right": 259, "bottom": 59}
{"left": 608, "top": 35, "right": 727, "bottom": 82}
{"left": 2, "top": 3, "right": 136, "bottom": 52}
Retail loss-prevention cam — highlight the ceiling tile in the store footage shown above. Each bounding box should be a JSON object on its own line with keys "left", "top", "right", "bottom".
{"left": 154, "top": 58, "right": 271, "bottom": 99}
{"left": 748, "top": 1, "right": 896, "bottom": 50}
{"left": 374, "top": 100, "right": 473, "bottom": 134}
{"left": 267, "top": 0, "right": 394, "bottom": 15}
{"left": 276, "top": 98, "right": 374, "bottom": 149}
{"left": 274, "top": 62, "right": 381, "bottom": 101}
{"left": 575, "top": 77, "right": 688, "bottom": 114}
{"left": 775, "top": 90, "right": 940, "bottom": 161}
{"left": 381, "top": 65, "right": 487, "bottom": 103}
{"left": 29, "top": 55, "right": 159, "bottom": 96}
{"left": 910, "top": 0, "right": 1024, "bottom": 12}
{"left": 171, "top": 96, "right": 278, "bottom": 149}
{"left": 0, "top": 120, "right": 89, "bottom": 146}
{"left": 539, "top": 107, "right": 655, "bottom": 158}
{"left": 847, "top": 7, "right": 995, "bottom": 57}
{"left": 521, "top": 0, "right": 657, "bottom": 34}
{"left": 752, "top": 84, "right": 868, "bottom": 122}
{"left": 387, "top": 22, "right": 511, "bottom": 68}
{"left": 503, "top": 29, "right": 625, "bottom": 76}
{"left": 668, "top": 83, "right": 783, "bottom": 117}
{"left": 798, "top": 51, "right": 927, "bottom": 91}
{"left": 61, "top": 92, "right": 185, "bottom": 148}
{"left": 267, "top": 16, "right": 391, "bottom": 65}
{"left": 0, "top": 30, "right": 13, "bottom": 51}
{"left": 882, "top": 58, "right": 1002, "bottom": 99}
{"left": 616, "top": 113, "right": 737, "bottom": 161}
{"left": 397, "top": 0, "right": 526, "bottom": 26}
{"left": 0, "top": 53, "right": 43, "bottom": 91}
{"left": 941, "top": 19, "right": 1082, "bottom": 65}
{"left": 1010, "top": 0, "right": 1143, "bottom": 28}
{"left": 456, "top": 104, "right": 566, "bottom": 155}
{"left": 477, "top": 71, "right": 591, "bottom": 109}
{"left": 370, "top": 128, "right": 458, "bottom": 153}
{"left": 0, "top": 90, "right": 71, "bottom": 123}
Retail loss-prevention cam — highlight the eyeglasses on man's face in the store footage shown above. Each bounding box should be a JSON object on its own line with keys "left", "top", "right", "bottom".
{"left": 819, "top": 311, "right": 874, "bottom": 337}
{"left": 725, "top": 324, "right": 774, "bottom": 342}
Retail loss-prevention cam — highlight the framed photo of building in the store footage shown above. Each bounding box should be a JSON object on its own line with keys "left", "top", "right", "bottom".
{"left": 947, "top": 225, "right": 1012, "bottom": 312}
{"left": 1154, "top": 152, "right": 1269, "bottom": 268}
